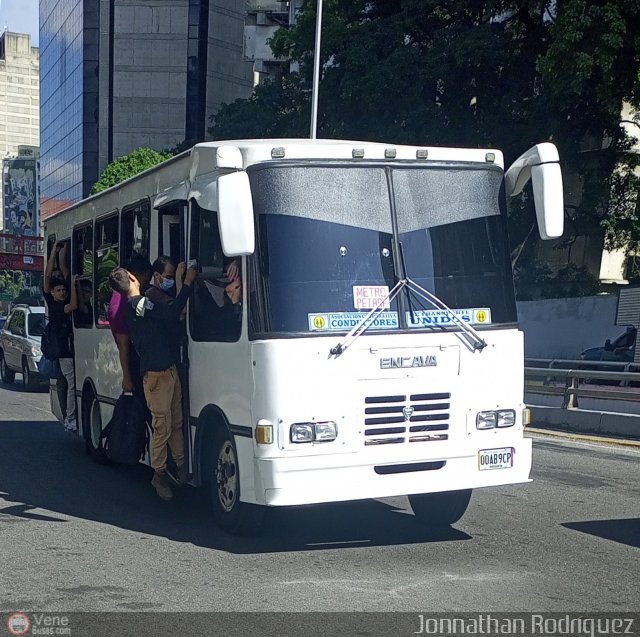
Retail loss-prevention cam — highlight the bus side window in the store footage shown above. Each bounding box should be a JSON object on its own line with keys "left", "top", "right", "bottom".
{"left": 121, "top": 200, "right": 150, "bottom": 264}
{"left": 72, "top": 224, "right": 94, "bottom": 328}
{"left": 95, "top": 215, "right": 119, "bottom": 327}
{"left": 189, "top": 201, "right": 242, "bottom": 343}
{"left": 157, "top": 202, "right": 186, "bottom": 265}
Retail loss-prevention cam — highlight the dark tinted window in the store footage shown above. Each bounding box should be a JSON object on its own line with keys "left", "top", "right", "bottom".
{"left": 189, "top": 201, "right": 242, "bottom": 342}
{"left": 394, "top": 167, "right": 516, "bottom": 324}
{"left": 121, "top": 200, "right": 150, "bottom": 264}
{"left": 248, "top": 164, "right": 516, "bottom": 335}
{"left": 95, "top": 215, "right": 119, "bottom": 327}
{"left": 11, "top": 310, "right": 25, "bottom": 332}
{"left": 28, "top": 313, "right": 46, "bottom": 336}
{"left": 73, "top": 224, "right": 94, "bottom": 328}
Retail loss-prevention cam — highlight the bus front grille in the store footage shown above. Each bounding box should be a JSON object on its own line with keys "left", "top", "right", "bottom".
{"left": 363, "top": 392, "right": 450, "bottom": 445}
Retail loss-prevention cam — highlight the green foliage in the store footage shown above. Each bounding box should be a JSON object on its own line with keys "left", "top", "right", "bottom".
{"left": 210, "top": 74, "right": 310, "bottom": 139}
{"left": 0, "top": 271, "right": 26, "bottom": 299}
{"left": 91, "top": 148, "right": 174, "bottom": 195}
{"left": 96, "top": 247, "right": 118, "bottom": 318}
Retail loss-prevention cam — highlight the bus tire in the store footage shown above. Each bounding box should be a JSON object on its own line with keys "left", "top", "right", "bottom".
{"left": 408, "top": 489, "right": 472, "bottom": 527}
{"left": 22, "top": 357, "right": 40, "bottom": 391}
{"left": 82, "top": 389, "right": 108, "bottom": 464}
{"left": 209, "top": 426, "right": 264, "bottom": 535}
{"left": 0, "top": 350, "right": 15, "bottom": 384}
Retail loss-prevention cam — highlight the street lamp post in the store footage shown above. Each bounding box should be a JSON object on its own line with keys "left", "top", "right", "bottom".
{"left": 310, "top": 0, "right": 323, "bottom": 139}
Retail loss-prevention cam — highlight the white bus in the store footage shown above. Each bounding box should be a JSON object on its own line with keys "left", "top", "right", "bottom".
{"left": 44, "top": 139, "right": 563, "bottom": 534}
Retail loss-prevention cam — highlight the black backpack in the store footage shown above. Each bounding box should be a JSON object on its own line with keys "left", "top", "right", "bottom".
{"left": 101, "top": 394, "right": 150, "bottom": 465}
{"left": 41, "top": 320, "right": 62, "bottom": 361}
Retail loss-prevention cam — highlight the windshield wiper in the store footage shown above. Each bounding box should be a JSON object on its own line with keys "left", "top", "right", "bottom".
{"left": 404, "top": 278, "right": 487, "bottom": 352}
{"left": 329, "top": 279, "right": 407, "bottom": 358}
{"left": 328, "top": 278, "right": 487, "bottom": 358}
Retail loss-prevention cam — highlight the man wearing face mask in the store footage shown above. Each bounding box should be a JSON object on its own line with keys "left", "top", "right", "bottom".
{"left": 146, "top": 256, "right": 187, "bottom": 346}
{"left": 148, "top": 256, "right": 180, "bottom": 301}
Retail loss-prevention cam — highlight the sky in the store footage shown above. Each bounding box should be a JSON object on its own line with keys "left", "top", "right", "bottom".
{"left": 0, "top": 0, "right": 39, "bottom": 46}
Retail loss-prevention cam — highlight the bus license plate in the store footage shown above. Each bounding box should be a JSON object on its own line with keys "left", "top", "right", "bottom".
{"left": 478, "top": 447, "right": 514, "bottom": 470}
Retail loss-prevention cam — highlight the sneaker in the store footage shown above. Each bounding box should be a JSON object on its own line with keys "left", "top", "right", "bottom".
{"left": 64, "top": 418, "right": 78, "bottom": 432}
{"left": 151, "top": 472, "right": 173, "bottom": 501}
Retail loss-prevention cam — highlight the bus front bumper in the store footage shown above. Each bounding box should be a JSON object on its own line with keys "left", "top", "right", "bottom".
{"left": 254, "top": 438, "right": 533, "bottom": 507}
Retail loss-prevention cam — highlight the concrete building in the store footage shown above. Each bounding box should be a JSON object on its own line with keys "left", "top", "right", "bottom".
{"left": 0, "top": 32, "right": 40, "bottom": 231}
{"left": 244, "top": 0, "right": 302, "bottom": 79}
{"left": 40, "top": 0, "right": 255, "bottom": 220}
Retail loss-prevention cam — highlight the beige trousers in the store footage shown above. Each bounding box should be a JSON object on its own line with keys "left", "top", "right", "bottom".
{"left": 143, "top": 365, "right": 185, "bottom": 473}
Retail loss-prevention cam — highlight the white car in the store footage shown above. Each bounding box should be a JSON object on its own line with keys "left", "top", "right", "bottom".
{"left": 0, "top": 304, "right": 46, "bottom": 390}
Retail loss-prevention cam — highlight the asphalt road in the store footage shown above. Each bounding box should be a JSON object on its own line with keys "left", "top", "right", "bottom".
{"left": 0, "top": 383, "right": 638, "bottom": 615}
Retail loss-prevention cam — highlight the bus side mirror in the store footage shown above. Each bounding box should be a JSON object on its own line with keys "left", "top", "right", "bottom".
{"left": 216, "top": 171, "right": 255, "bottom": 257}
{"left": 505, "top": 142, "right": 564, "bottom": 240}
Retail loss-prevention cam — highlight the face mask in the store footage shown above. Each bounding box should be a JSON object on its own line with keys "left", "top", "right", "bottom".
{"left": 160, "top": 277, "right": 175, "bottom": 292}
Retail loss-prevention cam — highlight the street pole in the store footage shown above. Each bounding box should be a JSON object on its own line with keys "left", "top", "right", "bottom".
{"left": 310, "top": 0, "right": 323, "bottom": 139}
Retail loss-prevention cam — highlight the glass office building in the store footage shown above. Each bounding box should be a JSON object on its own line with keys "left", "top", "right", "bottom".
{"left": 39, "top": 0, "right": 253, "bottom": 220}
{"left": 40, "top": 0, "right": 93, "bottom": 219}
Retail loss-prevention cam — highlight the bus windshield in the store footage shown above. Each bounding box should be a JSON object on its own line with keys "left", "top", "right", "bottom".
{"left": 248, "top": 163, "right": 516, "bottom": 335}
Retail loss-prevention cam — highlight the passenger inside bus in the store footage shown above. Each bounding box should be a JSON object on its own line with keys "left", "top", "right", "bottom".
{"left": 194, "top": 257, "right": 242, "bottom": 340}
{"left": 75, "top": 278, "right": 93, "bottom": 327}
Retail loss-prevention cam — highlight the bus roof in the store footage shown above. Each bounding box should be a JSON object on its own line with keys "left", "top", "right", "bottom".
{"left": 44, "top": 139, "right": 504, "bottom": 225}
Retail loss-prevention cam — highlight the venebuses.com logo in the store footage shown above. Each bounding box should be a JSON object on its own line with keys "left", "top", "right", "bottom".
{"left": 6, "top": 613, "right": 31, "bottom": 637}
{"left": 5, "top": 612, "right": 71, "bottom": 636}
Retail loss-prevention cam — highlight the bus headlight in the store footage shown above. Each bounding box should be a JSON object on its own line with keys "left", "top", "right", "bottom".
{"left": 476, "top": 411, "right": 497, "bottom": 429}
{"left": 314, "top": 422, "right": 338, "bottom": 441}
{"left": 476, "top": 410, "right": 516, "bottom": 429}
{"left": 290, "top": 422, "right": 337, "bottom": 443}
{"left": 497, "top": 409, "right": 516, "bottom": 428}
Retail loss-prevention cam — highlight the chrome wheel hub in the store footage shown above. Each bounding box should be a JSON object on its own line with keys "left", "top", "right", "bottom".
{"left": 215, "top": 440, "right": 237, "bottom": 513}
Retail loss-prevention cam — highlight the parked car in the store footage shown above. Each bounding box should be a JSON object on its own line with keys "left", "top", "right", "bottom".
{"left": 0, "top": 305, "right": 46, "bottom": 390}
{"left": 580, "top": 326, "right": 637, "bottom": 363}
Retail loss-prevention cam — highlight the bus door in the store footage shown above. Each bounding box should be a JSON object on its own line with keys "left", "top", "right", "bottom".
{"left": 155, "top": 202, "right": 191, "bottom": 470}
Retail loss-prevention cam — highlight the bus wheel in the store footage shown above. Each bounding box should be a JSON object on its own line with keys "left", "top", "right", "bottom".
{"left": 0, "top": 351, "right": 15, "bottom": 384}
{"left": 22, "top": 358, "right": 39, "bottom": 391}
{"left": 210, "top": 427, "right": 264, "bottom": 535}
{"left": 408, "top": 489, "right": 472, "bottom": 527}
{"left": 82, "top": 391, "right": 108, "bottom": 464}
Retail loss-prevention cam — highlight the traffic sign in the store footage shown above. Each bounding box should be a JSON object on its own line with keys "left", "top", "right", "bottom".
{"left": 0, "top": 293, "right": 13, "bottom": 301}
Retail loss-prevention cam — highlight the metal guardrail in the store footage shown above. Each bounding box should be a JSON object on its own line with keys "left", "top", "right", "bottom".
{"left": 525, "top": 358, "right": 640, "bottom": 409}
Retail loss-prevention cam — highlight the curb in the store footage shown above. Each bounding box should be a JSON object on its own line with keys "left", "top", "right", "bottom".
{"left": 526, "top": 426, "right": 640, "bottom": 449}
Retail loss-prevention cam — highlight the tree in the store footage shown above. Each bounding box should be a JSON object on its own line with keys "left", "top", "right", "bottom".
{"left": 91, "top": 148, "right": 174, "bottom": 195}
{"left": 210, "top": 0, "right": 640, "bottom": 298}
{"left": 0, "top": 271, "right": 26, "bottom": 299}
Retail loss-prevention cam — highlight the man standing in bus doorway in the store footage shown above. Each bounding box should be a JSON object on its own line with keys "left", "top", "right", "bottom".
{"left": 148, "top": 256, "right": 180, "bottom": 302}
{"left": 43, "top": 243, "right": 79, "bottom": 431}
{"left": 108, "top": 254, "right": 153, "bottom": 395}
{"left": 109, "top": 263, "right": 197, "bottom": 501}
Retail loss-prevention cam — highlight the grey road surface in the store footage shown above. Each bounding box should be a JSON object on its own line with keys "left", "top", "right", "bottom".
{"left": 0, "top": 383, "right": 638, "bottom": 614}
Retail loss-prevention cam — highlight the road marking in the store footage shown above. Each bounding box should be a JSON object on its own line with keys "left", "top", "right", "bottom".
{"left": 527, "top": 427, "right": 640, "bottom": 449}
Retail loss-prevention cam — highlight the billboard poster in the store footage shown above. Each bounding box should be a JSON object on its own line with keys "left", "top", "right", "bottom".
{"left": 3, "top": 158, "right": 39, "bottom": 236}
